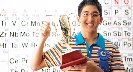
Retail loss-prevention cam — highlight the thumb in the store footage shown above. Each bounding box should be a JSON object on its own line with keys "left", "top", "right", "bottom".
{"left": 84, "top": 55, "right": 93, "bottom": 61}
{"left": 44, "top": 21, "right": 50, "bottom": 26}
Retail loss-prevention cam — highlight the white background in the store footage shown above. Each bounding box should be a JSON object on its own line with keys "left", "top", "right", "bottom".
{"left": 0, "top": 0, "right": 133, "bottom": 72}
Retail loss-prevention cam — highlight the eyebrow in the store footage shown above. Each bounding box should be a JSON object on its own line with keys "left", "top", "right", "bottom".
{"left": 82, "top": 11, "right": 99, "bottom": 13}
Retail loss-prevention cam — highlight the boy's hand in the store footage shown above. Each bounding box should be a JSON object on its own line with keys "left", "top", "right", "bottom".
{"left": 74, "top": 56, "right": 103, "bottom": 72}
{"left": 39, "top": 21, "right": 51, "bottom": 41}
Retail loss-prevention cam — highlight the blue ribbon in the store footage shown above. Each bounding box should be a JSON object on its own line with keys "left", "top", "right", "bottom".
{"left": 97, "top": 48, "right": 110, "bottom": 72}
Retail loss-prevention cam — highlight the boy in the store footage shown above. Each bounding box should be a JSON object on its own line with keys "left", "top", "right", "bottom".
{"left": 30, "top": 0, "right": 125, "bottom": 72}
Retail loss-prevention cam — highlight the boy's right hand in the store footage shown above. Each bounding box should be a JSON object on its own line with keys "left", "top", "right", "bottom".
{"left": 39, "top": 21, "right": 51, "bottom": 41}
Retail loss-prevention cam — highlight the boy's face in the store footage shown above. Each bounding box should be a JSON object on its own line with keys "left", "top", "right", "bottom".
{"left": 77, "top": 4, "right": 103, "bottom": 33}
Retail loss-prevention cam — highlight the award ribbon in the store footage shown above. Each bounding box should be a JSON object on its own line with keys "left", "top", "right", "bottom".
{"left": 97, "top": 48, "right": 110, "bottom": 72}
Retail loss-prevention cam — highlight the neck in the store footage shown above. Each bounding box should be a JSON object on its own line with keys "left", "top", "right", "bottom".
{"left": 82, "top": 31, "right": 98, "bottom": 45}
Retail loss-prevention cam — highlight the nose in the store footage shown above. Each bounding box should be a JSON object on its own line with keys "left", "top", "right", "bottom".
{"left": 87, "top": 15, "right": 94, "bottom": 22}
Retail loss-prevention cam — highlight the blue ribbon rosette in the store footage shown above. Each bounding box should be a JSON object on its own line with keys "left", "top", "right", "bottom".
{"left": 97, "top": 48, "right": 110, "bottom": 72}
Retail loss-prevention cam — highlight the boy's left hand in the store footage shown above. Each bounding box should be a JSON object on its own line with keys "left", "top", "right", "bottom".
{"left": 73, "top": 56, "right": 103, "bottom": 72}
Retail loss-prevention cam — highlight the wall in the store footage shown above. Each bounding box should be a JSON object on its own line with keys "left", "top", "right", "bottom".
{"left": 0, "top": 0, "right": 133, "bottom": 72}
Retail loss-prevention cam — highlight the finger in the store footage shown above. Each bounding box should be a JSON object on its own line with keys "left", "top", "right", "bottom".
{"left": 40, "top": 29, "right": 46, "bottom": 36}
{"left": 41, "top": 24, "right": 51, "bottom": 32}
{"left": 74, "top": 64, "right": 85, "bottom": 69}
{"left": 44, "top": 22, "right": 51, "bottom": 31}
{"left": 62, "top": 66, "right": 72, "bottom": 71}
{"left": 74, "top": 65, "right": 79, "bottom": 69}
{"left": 49, "top": 26, "right": 51, "bottom": 30}
{"left": 83, "top": 56, "right": 93, "bottom": 61}
{"left": 40, "top": 25, "right": 47, "bottom": 32}
{"left": 40, "top": 26, "right": 48, "bottom": 34}
{"left": 47, "top": 26, "right": 51, "bottom": 31}
{"left": 44, "top": 21, "right": 50, "bottom": 27}
{"left": 42, "top": 21, "right": 50, "bottom": 27}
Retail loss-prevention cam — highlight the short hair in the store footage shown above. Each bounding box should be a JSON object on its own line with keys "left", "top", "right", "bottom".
{"left": 78, "top": 0, "right": 102, "bottom": 17}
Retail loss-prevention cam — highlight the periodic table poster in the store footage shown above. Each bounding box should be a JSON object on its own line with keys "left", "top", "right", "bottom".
{"left": 0, "top": 0, "right": 133, "bottom": 72}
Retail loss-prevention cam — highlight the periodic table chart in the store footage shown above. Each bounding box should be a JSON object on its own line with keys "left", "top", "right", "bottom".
{"left": 0, "top": 0, "right": 133, "bottom": 72}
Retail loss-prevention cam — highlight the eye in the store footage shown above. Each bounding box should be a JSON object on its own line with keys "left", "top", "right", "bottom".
{"left": 83, "top": 13, "right": 88, "bottom": 16}
{"left": 92, "top": 13, "right": 99, "bottom": 17}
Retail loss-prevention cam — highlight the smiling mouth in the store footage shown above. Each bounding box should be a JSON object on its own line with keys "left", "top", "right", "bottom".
{"left": 86, "top": 23, "right": 94, "bottom": 26}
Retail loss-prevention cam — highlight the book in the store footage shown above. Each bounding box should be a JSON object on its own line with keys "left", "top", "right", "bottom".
{"left": 60, "top": 50, "right": 87, "bottom": 69}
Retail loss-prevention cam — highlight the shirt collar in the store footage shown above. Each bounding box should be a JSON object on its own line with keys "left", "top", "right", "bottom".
{"left": 73, "top": 31, "right": 106, "bottom": 48}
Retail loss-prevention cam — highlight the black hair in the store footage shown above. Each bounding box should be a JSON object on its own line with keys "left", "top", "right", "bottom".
{"left": 78, "top": 0, "right": 102, "bottom": 17}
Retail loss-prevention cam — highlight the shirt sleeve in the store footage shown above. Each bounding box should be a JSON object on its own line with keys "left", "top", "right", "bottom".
{"left": 110, "top": 43, "right": 125, "bottom": 72}
{"left": 43, "top": 42, "right": 62, "bottom": 68}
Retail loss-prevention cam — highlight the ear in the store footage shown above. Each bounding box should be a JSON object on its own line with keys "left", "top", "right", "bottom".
{"left": 99, "top": 17, "right": 103, "bottom": 24}
{"left": 76, "top": 16, "right": 80, "bottom": 23}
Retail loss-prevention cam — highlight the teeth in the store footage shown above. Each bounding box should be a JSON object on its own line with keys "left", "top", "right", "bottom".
{"left": 87, "top": 23, "right": 94, "bottom": 26}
